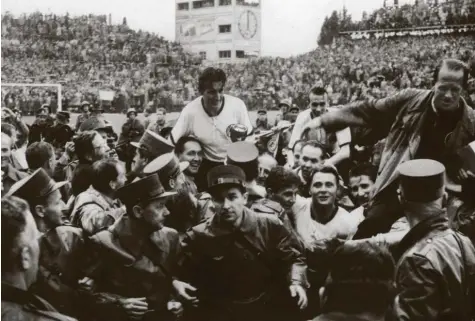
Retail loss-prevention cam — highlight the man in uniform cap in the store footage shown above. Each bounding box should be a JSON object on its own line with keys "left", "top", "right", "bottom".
{"left": 226, "top": 141, "right": 266, "bottom": 206}
{"left": 279, "top": 98, "right": 291, "bottom": 118}
{"left": 85, "top": 174, "right": 195, "bottom": 321}
{"left": 255, "top": 109, "right": 271, "bottom": 132}
{"left": 5, "top": 169, "right": 89, "bottom": 318}
{"left": 2, "top": 196, "right": 77, "bottom": 321}
{"left": 118, "top": 107, "right": 145, "bottom": 172}
{"left": 178, "top": 164, "right": 308, "bottom": 321}
{"left": 75, "top": 101, "right": 90, "bottom": 131}
{"left": 128, "top": 130, "right": 174, "bottom": 182}
{"left": 45, "top": 111, "right": 74, "bottom": 156}
{"left": 143, "top": 153, "right": 205, "bottom": 234}
{"left": 393, "top": 159, "right": 475, "bottom": 321}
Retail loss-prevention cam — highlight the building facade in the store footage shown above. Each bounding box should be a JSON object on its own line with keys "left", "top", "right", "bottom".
{"left": 176, "top": 0, "right": 261, "bottom": 62}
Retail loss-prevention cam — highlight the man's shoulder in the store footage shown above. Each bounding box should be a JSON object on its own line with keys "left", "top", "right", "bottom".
{"left": 250, "top": 198, "right": 284, "bottom": 216}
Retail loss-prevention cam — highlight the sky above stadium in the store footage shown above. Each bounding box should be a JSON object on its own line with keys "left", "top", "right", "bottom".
{"left": 1, "top": 0, "right": 390, "bottom": 57}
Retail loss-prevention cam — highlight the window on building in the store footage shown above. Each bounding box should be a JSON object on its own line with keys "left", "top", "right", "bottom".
{"left": 236, "top": 50, "right": 245, "bottom": 58}
{"left": 199, "top": 51, "right": 207, "bottom": 60}
{"left": 192, "top": 0, "right": 214, "bottom": 9}
{"left": 177, "top": 2, "right": 190, "bottom": 10}
{"left": 219, "top": 0, "right": 232, "bottom": 5}
{"left": 219, "top": 50, "right": 231, "bottom": 58}
{"left": 219, "top": 24, "right": 231, "bottom": 33}
{"left": 236, "top": 0, "right": 259, "bottom": 6}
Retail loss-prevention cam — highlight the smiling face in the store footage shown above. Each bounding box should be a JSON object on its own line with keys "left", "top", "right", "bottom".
{"left": 349, "top": 174, "right": 375, "bottom": 206}
{"left": 272, "top": 184, "right": 299, "bottom": 210}
{"left": 202, "top": 81, "right": 224, "bottom": 113}
{"left": 433, "top": 63, "right": 464, "bottom": 112}
{"left": 179, "top": 141, "right": 203, "bottom": 176}
{"left": 310, "top": 172, "right": 338, "bottom": 206}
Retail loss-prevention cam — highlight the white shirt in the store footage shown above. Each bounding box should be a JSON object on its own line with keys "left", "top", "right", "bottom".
{"left": 288, "top": 108, "right": 351, "bottom": 151}
{"left": 170, "top": 95, "right": 253, "bottom": 162}
{"left": 292, "top": 195, "right": 354, "bottom": 250}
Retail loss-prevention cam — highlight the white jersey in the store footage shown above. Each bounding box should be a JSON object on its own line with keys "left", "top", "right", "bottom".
{"left": 170, "top": 94, "right": 253, "bottom": 162}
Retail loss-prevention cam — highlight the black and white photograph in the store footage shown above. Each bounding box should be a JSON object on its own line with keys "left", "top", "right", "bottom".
{"left": 1, "top": 0, "right": 475, "bottom": 320}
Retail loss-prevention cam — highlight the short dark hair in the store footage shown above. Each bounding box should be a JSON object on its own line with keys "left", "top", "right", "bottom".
{"left": 301, "top": 140, "right": 330, "bottom": 158}
{"left": 145, "top": 106, "right": 155, "bottom": 114}
{"left": 265, "top": 166, "right": 301, "bottom": 192}
{"left": 349, "top": 163, "right": 377, "bottom": 182}
{"left": 322, "top": 242, "right": 395, "bottom": 315}
{"left": 433, "top": 58, "right": 469, "bottom": 89}
{"left": 310, "top": 86, "right": 327, "bottom": 96}
{"left": 307, "top": 164, "right": 341, "bottom": 192}
{"left": 91, "top": 159, "right": 121, "bottom": 194}
{"left": 74, "top": 131, "right": 98, "bottom": 164}
{"left": 2, "top": 196, "right": 30, "bottom": 273}
{"left": 26, "top": 142, "right": 54, "bottom": 170}
{"left": 198, "top": 67, "right": 227, "bottom": 94}
{"left": 175, "top": 136, "right": 203, "bottom": 156}
{"left": 157, "top": 107, "right": 167, "bottom": 114}
{"left": 292, "top": 140, "right": 304, "bottom": 153}
{"left": 1, "top": 122, "right": 16, "bottom": 138}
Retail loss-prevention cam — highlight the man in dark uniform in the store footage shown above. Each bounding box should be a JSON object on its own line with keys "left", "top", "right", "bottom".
{"left": 118, "top": 108, "right": 146, "bottom": 172}
{"left": 226, "top": 141, "right": 266, "bottom": 207}
{"left": 178, "top": 165, "right": 308, "bottom": 321}
{"left": 74, "top": 101, "right": 90, "bottom": 131}
{"left": 86, "top": 174, "right": 194, "bottom": 321}
{"left": 28, "top": 106, "right": 54, "bottom": 145}
{"left": 46, "top": 111, "right": 74, "bottom": 158}
{"left": 128, "top": 130, "right": 174, "bottom": 183}
{"left": 5, "top": 169, "right": 90, "bottom": 319}
{"left": 255, "top": 109, "right": 272, "bottom": 132}
{"left": 144, "top": 153, "right": 206, "bottom": 234}
{"left": 393, "top": 159, "right": 475, "bottom": 321}
{"left": 2, "top": 196, "right": 76, "bottom": 321}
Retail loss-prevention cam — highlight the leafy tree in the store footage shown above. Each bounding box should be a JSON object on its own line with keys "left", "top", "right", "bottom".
{"left": 318, "top": 10, "right": 340, "bottom": 46}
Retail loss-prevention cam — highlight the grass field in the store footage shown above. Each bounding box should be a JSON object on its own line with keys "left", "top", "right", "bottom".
{"left": 22, "top": 111, "right": 281, "bottom": 134}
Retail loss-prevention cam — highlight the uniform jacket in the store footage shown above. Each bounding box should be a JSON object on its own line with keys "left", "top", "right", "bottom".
{"left": 320, "top": 88, "right": 475, "bottom": 199}
{"left": 118, "top": 118, "right": 145, "bottom": 145}
{"left": 2, "top": 283, "right": 76, "bottom": 321}
{"left": 394, "top": 212, "right": 475, "bottom": 321}
{"left": 70, "top": 186, "right": 125, "bottom": 235}
{"left": 33, "top": 226, "right": 90, "bottom": 319}
{"left": 86, "top": 216, "right": 181, "bottom": 321}
{"left": 45, "top": 124, "right": 75, "bottom": 149}
{"left": 250, "top": 198, "right": 295, "bottom": 235}
{"left": 179, "top": 208, "right": 308, "bottom": 303}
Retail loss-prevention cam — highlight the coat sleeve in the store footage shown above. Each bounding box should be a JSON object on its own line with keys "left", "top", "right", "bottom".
{"left": 320, "top": 88, "right": 420, "bottom": 140}
{"left": 269, "top": 217, "right": 309, "bottom": 288}
{"left": 72, "top": 203, "right": 125, "bottom": 235}
{"left": 394, "top": 254, "right": 445, "bottom": 321}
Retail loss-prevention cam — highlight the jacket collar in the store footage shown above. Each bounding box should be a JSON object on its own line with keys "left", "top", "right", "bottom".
{"left": 112, "top": 216, "right": 147, "bottom": 259}
{"left": 394, "top": 210, "right": 449, "bottom": 261}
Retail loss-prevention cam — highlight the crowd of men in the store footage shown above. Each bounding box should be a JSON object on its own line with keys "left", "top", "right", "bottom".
{"left": 2, "top": 57, "right": 475, "bottom": 321}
